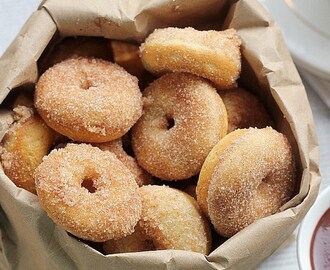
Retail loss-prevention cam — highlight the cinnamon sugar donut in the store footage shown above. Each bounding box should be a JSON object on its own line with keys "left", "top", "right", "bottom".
{"left": 95, "top": 138, "right": 152, "bottom": 186}
{"left": 140, "top": 27, "right": 241, "bottom": 89}
{"left": 103, "top": 224, "right": 154, "bottom": 254}
{"left": 111, "top": 41, "right": 145, "bottom": 80}
{"left": 132, "top": 73, "right": 227, "bottom": 180}
{"left": 104, "top": 185, "right": 211, "bottom": 254}
{"left": 0, "top": 106, "right": 57, "bottom": 194}
{"left": 35, "top": 57, "right": 143, "bottom": 143}
{"left": 196, "top": 128, "right": 296, "bottom": 237}
{"left": 220, "top": 88, "right": 272, "bottom": 132}
{"left": 34, "top": 143, "right": 141, "bottom": 242}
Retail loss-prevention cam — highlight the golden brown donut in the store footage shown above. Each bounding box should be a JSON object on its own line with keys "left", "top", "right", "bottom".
{"left": 196, "top": 127, "right": 296, "bottom": 237}
{"left": 220, "top": 88, "right": 273, "bottom": 132}
{"left": 111, "top": 41, "right": 145, "bottom": 80}
{"left": 132, "top": 73, "right": 227, "bottom": 180}
{"left": 95, "top": 138, "right": 152, "bottom": 186}
{"left": 140, "top": 27, "right": 241, "bottom": 89}
{"left": 103, "top": 224, "right": 154, "bottom": 254}
{"left": 0, "top": 106, "right": 57, "bottom": 194}
{"left": 34, "top": 143, "right": 141, "bottom": 242}
{"left": 103, "top": 185, "right": 211, "bottom": 254}
{"left": 35, "top": 58, "right": 143, "bottom": 143}
{"left": 39, "top": 36, "right": 112, "bottom": 71}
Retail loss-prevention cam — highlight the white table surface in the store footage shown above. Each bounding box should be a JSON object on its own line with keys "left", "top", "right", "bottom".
{"left": 0, "top": 0, "right": 329, "bottom": 269}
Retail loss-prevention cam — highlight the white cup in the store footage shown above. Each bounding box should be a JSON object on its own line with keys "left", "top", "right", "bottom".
{"left": 297, "top": 185, "right": 330, "bottom": 269}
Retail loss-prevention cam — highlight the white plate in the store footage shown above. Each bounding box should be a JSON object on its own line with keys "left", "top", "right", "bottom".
{"left": 297, "top": 185, "right": 330, "bottom": 270}
{"left": 259, "top": 0, "right": 330, "bottom": 80}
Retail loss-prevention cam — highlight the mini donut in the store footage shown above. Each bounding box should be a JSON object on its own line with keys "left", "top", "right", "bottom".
{"left": 95, "top": 138, "right": 153, "bottom": 186}
{"left": 0, "top": 106, "right": 57, "bottom": 194}
{"left": 219, "top": 88, "right": 273, "bottom": 132}
{"left": 111, "top": 41, "right": 145, "bottom": 80}
{"left": 196, "top": 127, "right": 296, "bottom": 237}
{"left": 34, "top": 143, "right": 141, "bottom": 242}
{"left": 103, "top": 185, "right": 211, "bottom": 254}
{"left": 39, "top": 36, "right": 112, "bottom": 71}
{"left": 132, "top": 72, "right": 227, "bottom": 180}
{"left": 140, "top": 27, "right": 241, "bottom": 89}
{"left": 35, "top": 58, "right": 143, "bottom": 143}
{"left": 103, "top": 224, "right": 154, "bottom": 254}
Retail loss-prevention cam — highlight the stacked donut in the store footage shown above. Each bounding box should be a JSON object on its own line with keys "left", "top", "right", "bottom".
{"left": 0, "top": 27, "right": 296, "bottom": 255}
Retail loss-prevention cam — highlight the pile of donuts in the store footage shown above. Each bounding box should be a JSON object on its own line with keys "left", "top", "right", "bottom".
{"left": 0, "top": 27, "right": 296, "bottom": 255}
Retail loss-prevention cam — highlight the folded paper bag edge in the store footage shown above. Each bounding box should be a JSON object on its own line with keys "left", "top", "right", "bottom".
{"left": 0, "top": 0, "right": 319, "bottom": 269}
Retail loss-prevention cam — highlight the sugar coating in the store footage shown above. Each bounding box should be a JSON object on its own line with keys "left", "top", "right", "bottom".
{"left": 95, "top": 138, "right": 153, "bottom": 186}
{"left": 132, "top": 72, "right": 228, "bottom": 180}
{"left": 0, "top": 106, "right": 57, "bottom": 194}
{"left": 140, "top": 185, "right": 211, "bottom": 254}
{"left": 220, "top": 88, "right": 273, "bottom": 132}
{"left": 197, "top": 129, "right": 246, "bottom": 217}
{"left": 104, "top": 185, "right": 212, "bottom": 255}
{"left": 34, "top": 143, "right": 141, "bottom": 242}
{"left": 12, "top": 105, "right": 34, "bottom": 122}
{"left": 140, "top": 27, "right": 241, "bottom": 89}
{"left": 34, "top": 57, "right": 143, "bottom": 143}
{"left": 205, "top": 128, "right": 296, "bottom": 237}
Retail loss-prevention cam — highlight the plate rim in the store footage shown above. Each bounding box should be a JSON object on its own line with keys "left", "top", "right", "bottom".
{"left": 260, "top": 0, "right": 330, "bottom": 80}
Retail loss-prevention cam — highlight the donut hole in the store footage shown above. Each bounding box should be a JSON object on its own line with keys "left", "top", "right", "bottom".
{"left": 80, "top": 79, "right": 93, "bottom": 90}
{"left": 166, "top": 116, "right": 175, "bottom": 130}
{"left": 79, "top": 71, "right": 94, "bottom": 90}
{"left": 256, "top": 174, "right": 273, "bottom": 197}
{"left": 81, "top": 177, "right": 97, "bottom": 193}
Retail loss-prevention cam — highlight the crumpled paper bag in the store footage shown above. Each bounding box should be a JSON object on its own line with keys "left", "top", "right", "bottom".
{"left": 0, "top": 0, "right": 320, "bottom": 269}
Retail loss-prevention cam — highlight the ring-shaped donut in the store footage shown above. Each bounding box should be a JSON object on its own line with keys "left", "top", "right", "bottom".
{"left": 197, "top": 128, "right": 296, "bottom": 237}
{"left": 104, "top": 185, "right": 211, "bottom": 254}
{"left": 35, "top": 57, "right": 143, "bottom": 143}
{"left": 140, "top": 27, "right": 241, "bottom": 89}
{"left": 34, "top": 143, "right": 141, "bottom": 242}
{"left": 132, "top": 72, "right": 227, "bottom": 180}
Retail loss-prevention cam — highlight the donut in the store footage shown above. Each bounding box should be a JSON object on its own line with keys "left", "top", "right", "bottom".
{"left": 103, "top": 224, "right": 154, "bottom": 254}
{"left": 196, "top": 127, "right": 296, "bottom": 237}
{"left": 35, "top": 57, "right": 143, "bottom": 143}
{"left": 103, "top": 185, "right": 211, "bottom": 254}
{"left": 95, "top": 138, "right": 153, "bottom": 186}
{"left": 0, "top": 106, "right": 57, "bottom": 194}
{"left": 219, "top": 88, "right": 273, "bottom": 132}
{"left": 132, "top": 72, "right": 227, "bottom": 180}
{"left": 111, "top": 41, "right": 145, "bottom": 80}
{"left": 140, "top": 27, "right": 241, "bottom": 89}
{"left": 34, "top": 143, "right": 141, "bottom": 242}
{"left": 39, "top": 36, "right": 112, "bottom": 71}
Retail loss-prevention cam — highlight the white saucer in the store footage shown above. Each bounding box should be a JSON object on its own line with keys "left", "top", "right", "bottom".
{"left": 259, "top": 0, "right": 330, "bottom": 80}
{"left": 297, "top": 185, "right": 330, "bottom": 270}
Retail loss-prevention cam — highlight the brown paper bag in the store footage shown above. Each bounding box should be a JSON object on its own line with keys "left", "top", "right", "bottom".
{"left": 0, "top": 0, "right": 320, "bottom": 269}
